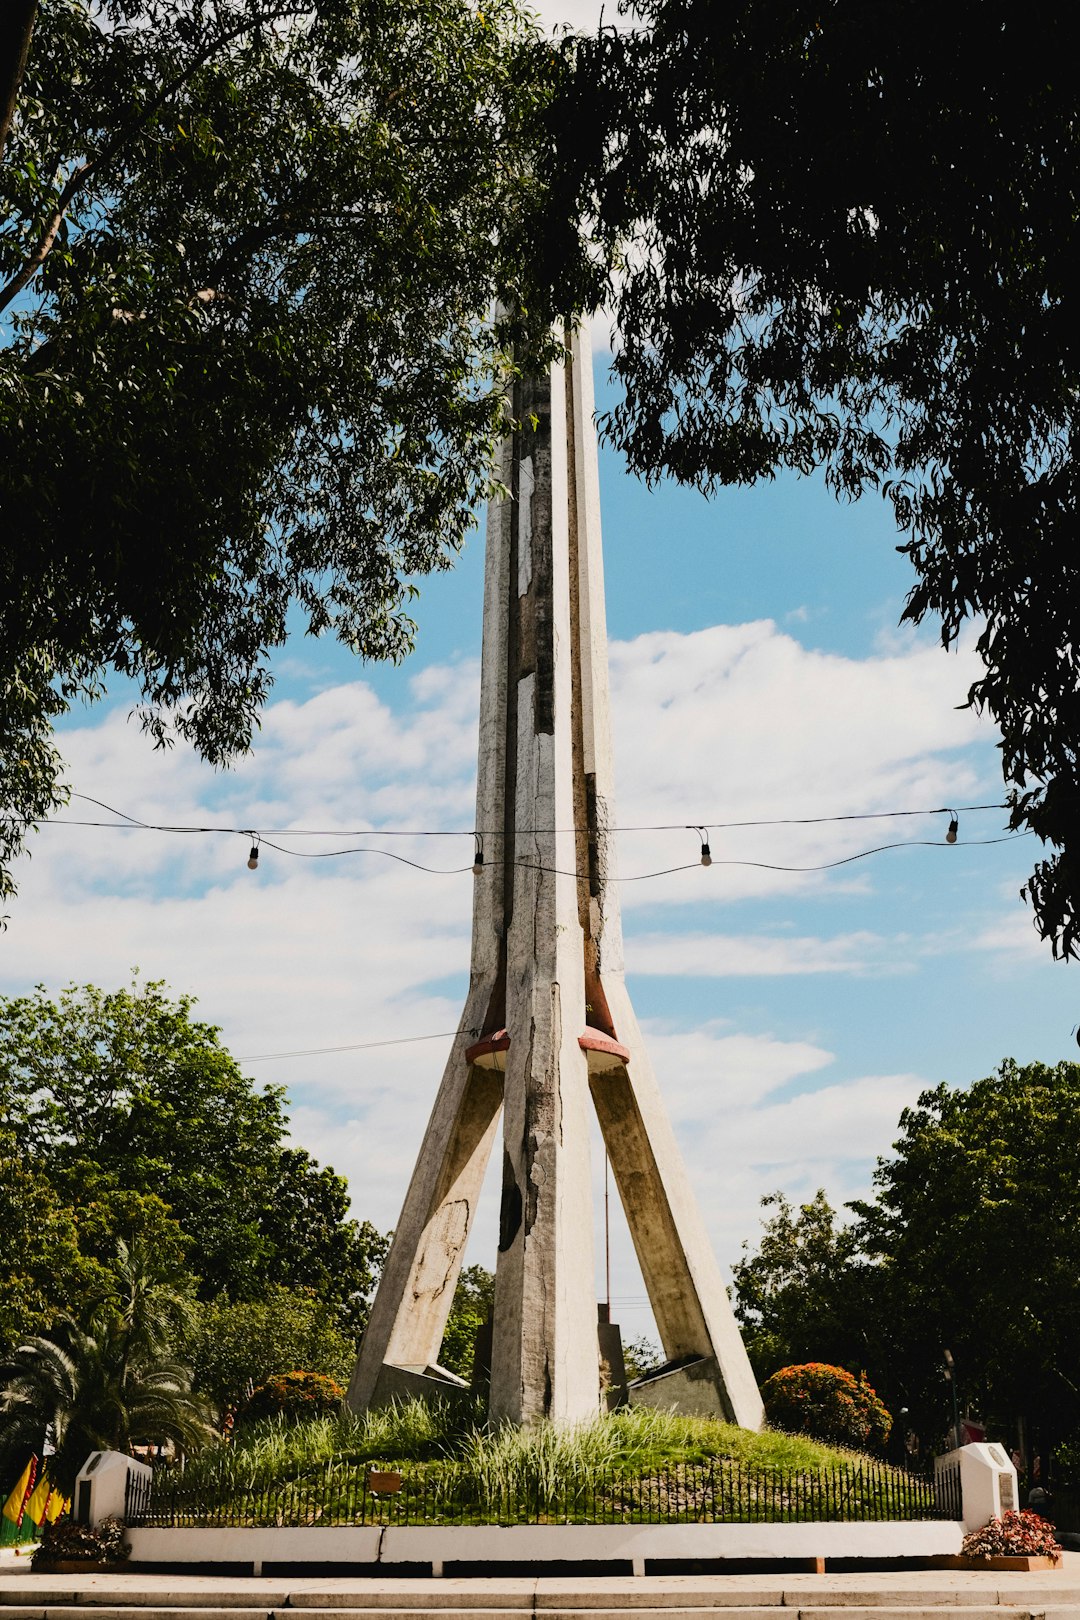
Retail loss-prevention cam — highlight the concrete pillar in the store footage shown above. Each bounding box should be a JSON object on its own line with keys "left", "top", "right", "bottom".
{"left": 486, "top": 361, "right": 599, "bottom": 1426}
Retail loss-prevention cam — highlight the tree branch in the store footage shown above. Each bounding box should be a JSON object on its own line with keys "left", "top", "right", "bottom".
{"left": 0, "top": 0, "right": 37, "bottom": 165}
{"left": 0, "top": 5, "right": 310, "bottom": 316}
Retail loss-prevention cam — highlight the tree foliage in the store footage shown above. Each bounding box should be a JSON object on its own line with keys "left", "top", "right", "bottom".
{"left": 736, "top": 1061, "right": 1080, "bottom": 1450}
{"left": 854, "top": 1059, "right": 1080, "bottom": 1444}
{"left": 0, "top": 1243, "right": 212, "bottom": 1494}
{"left": 0, "top": 0, "right": 555, "bottom": 904}
{"left": 439, "top": 1264, "right": 494, "bottom": 1382}
{"left": 732, "top": 1191, "right": 869, "bottom": 1381}
{"left": 188, "top": 1286, "right": 355, "bottom": 1410}
{"left": 0, "top": 1133, "right": 101, "bottom": 1355}
{"left": 544, "top": 0, "right": 1080, "bottom": 955}
{"left": 0, "top": 978, "right": 386, "bottom": 1328}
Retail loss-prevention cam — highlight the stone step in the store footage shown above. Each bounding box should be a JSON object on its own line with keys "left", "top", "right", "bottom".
{"left": 3, "top": 1605, "right": 1080, "bottom": 1620}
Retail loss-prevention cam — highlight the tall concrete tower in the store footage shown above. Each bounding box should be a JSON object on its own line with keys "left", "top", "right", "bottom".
{"left": 348, "top": 329, "right": 763, "bottom": 1429}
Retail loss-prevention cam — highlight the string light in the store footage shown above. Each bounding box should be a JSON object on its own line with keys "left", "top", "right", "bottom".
{"left": 25, "top": 790, "right": 1033, "bottom": 886}
{"left": 53, "top": 791, "right": 1010, "bottom": 840}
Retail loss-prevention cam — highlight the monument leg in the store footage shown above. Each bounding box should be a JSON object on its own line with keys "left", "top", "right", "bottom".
{"left": 593, "top": 977, "right": 765, "bottom": 1430}
{"left": 347, "top": 997, "right": 503, "bottom": 1410}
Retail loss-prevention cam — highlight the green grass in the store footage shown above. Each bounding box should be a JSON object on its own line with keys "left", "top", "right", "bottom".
{"left": 181, "top": 1400, "right": 879, "bottom": 1490}
{"left": 148, "top": 1404, "right": 937, "bottom": 1528}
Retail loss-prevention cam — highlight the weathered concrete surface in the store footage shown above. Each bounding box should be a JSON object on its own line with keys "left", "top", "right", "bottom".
{"left": 349, "top": 327, "right": 762, "bottom": 1428}
{"left": 486, "top": 352, "right": 598, "bottom": 1427}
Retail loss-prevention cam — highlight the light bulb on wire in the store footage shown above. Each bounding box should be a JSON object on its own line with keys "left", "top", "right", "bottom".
{"left": 692, "top": 826, "right": 713, "bottom": 867}
{"left": 247, "top": 840, "right": 260, "bottom": 871}
{"left": 945, "top": 812, "right": 958, "bottom": 845}
{"left": 472, "top": 835, "right": 484, "bottom": 877}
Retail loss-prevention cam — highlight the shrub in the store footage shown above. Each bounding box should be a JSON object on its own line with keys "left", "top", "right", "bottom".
{"left": 761, "top": 1362, "right": 892, "bottom": 1450}
{"left": 962, "top": 1510, "right": 1061, "bottom": 1560}
{"left": 31, "top": 1514, "right": 129, "bottom": 1569}
{"left": 243, "top": 1369, "right": 344, "bottom": 1422}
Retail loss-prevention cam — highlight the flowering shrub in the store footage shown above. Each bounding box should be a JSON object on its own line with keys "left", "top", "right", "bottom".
{"left": 761, "top": 1363, "right": 893, "bottom": 1450}
{"left": 243, "top": 1369, "right": 344, "bottom": 1422}
{"left": 31, "top": 1514, "right": 129, "bottom": 1568}
{"left": 962, "top": 1510, "right": 1061, "bottom": 1560}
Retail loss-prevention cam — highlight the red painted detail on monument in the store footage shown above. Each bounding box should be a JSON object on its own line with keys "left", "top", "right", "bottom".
{"left": 578, "top": 1030, "right": 631, "bottom": 1065}
{"left": 465, "top": 1029, "right": 511, "bottom": 1065}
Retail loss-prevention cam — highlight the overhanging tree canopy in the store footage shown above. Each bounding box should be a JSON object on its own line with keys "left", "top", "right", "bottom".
{"left": 542, "top": 0, "right": 1080, "bottom": 956}
{"left": 0, "top": 0, "right": 553, "bottom": 904}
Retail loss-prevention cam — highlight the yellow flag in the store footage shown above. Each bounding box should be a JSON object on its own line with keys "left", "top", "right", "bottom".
{"left": 45, "top": 1491, "right": 68, "bottom": 1524}
{"left": 25, "top": 1474, "right": 51, "bottom": 1526}
{"left": 2, "top": 1458, "right": 36, "bottom": 1525}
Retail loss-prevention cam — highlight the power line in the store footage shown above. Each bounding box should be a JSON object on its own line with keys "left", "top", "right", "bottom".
{"left": 238, "top": 1027, "right": 479, "bottom": 1062}
{"left": 29, "top": 792, "right": 1029, "bottom": 886}
{"left": 45, "top": 791, "right": 1009, "bottom": 839}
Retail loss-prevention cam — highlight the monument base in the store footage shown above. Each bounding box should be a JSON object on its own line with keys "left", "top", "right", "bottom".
{"left": 628, "top": 1355, "right": 732, "bottom": 1421}
{"left": 369, "top": 1362, "right": 470, "bottom": 1409}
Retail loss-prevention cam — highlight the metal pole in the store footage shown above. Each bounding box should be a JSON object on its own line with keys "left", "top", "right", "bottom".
{"left": 604, "top": 1150, "right": 611, "bottom": 1314}
{"left": 943, "top": 1349, "right": 961, "bottom": 1448}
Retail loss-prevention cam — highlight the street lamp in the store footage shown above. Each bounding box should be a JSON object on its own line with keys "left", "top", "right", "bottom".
{"left": 943, "top": 1348, "right": 961, "bottom": 1449}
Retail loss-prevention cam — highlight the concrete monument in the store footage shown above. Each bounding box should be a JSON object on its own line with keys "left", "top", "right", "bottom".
{"left": 347, "top": 329, "right": 763, "bottom": 1429}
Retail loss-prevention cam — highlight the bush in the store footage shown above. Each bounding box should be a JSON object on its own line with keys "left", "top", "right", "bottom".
{"left": 962, "top": 1510, "right": 1061, "bottom": 1560}
{"left": 761, "top": 1362, "right": 892, "bottom": 1450}
{"left": 31, "top": 1514, "right": 129, "bottom": 1569}
{"left": 242, "top": 1369, "right": 344, "bottom": 1422}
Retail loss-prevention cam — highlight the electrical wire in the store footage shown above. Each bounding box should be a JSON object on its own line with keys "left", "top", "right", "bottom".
{"left": 237, "top": 1027, "right": 480, "bottom": 1062}
{"left": 48, "top": 791, "right": 1010, "bottom": 840}
{"left": 30, "top": 792, "right": 1031, "bottom": 885}
{"left": 502, "top": 832, "right": 1031, "bottom": 885}
{"left": 255, "top": 836, "right": 473, "bottom": 875}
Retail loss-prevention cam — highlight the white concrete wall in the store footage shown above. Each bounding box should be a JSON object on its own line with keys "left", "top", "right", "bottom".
{"left": 127, "top": 1518, "right": 962, "bottom": 1576}
{"left": 74, "top": 1451, "right": 152, "bottom": 1527}
{"left": 937, "top": 1442, "right": 1020, "bottom": 1532}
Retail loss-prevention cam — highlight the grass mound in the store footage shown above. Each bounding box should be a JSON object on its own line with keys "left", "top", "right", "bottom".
{"left": 152, "top": 1404, "right": 931, "bottom": 1527}
{"left": 183, "top": 1399, "right": 874, "bottom": 1489}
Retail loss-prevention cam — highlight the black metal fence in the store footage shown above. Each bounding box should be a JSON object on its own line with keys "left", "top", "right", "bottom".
{"left": 126, "top": 1455, "right": 962, "bottom": 1529}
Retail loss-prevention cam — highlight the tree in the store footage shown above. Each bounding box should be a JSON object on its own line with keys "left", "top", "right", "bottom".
{"left": 258, "top": 1151, "right": 389, "bottom": 1338}
{"left": 0, "top": 1244, "right": 212, "bottom": 1495}
{"left": 438, "top": 1264, "right": 494, "bottom": 1382}
{"left": 0, "top": 978, "right": 386, "bottom": 1315}
{"left": 0, "top": 1134, "right": 101, "bottom": 1358}
{"left": 853, "top": 1060, "right": 1080, "bottom": 1450}
{"left": 732, "top": 1191, "right": 869, "bottom": 1382}
{"left": 0, "top": 0, "right": 556, "bottom": 905}
{"left": 542, "top": 0, "right": 1080, "bottom": 956}
{"left": 187, "top": 1286, "right": 355, "bottom": 1412}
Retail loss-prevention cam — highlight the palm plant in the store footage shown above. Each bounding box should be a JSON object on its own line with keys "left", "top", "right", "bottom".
{"left": 0, "top": 1245, "right": 213, "bottom": 1495}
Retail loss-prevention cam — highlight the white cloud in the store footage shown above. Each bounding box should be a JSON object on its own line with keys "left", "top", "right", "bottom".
{"left": 627, "top": 929, "right": 901, "bottom": 977}
{"left": 609, "top": 620, "right": 994, "bottom": 906}
{"left": 969, "top": 898, "right": 1046, "bottom": 963}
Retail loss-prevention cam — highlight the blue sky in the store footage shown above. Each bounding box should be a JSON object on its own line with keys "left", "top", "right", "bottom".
{"left": 3, "top": 325, "right": 1074, "bottom": 1348}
